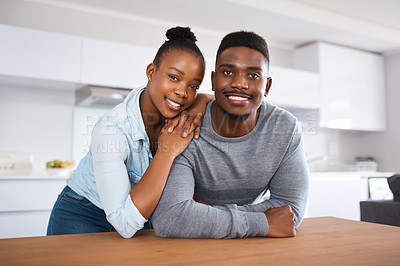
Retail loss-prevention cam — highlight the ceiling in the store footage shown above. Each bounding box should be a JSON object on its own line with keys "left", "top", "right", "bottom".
{"left": 25, "top": 0, "right": 400, "bottom": 54}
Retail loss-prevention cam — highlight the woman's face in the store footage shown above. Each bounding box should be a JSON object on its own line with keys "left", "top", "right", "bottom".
{"left": 145, "top": 49, "right": 205, "bottom": 119}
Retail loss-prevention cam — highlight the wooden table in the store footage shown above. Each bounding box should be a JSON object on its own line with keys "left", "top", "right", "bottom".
{"left": 1, "top": 217, "right": 399, "bottom": 265}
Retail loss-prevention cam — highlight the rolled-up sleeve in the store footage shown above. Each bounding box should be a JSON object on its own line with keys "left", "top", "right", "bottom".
{"left": 91, "top": 123, "right": 147, "bottom": 238}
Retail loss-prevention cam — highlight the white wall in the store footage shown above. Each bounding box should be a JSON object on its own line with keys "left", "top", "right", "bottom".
{"left": 0, "top": 82, "right": 74, "bottom": 174}
{"left": 0, "top": 0, "right": 396, "bottom": 172}
{"left": 358, "top": 53, "right": 400, "bottom": 172}
{"left": 302, "top": 128, "right": 362, "bottom": 171}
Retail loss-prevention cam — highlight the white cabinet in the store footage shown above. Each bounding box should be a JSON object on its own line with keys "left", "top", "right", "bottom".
{"left": 268, "top": 66, "right": 320, "bottom": 109}
{"left": 305, "top": 172, "right": 394, "bottom": 221}
{"left": 305, "top": 172, "right": 369, "bottom": 221}
{"left": 293, "top": 42, "right": 386, "bottom": 131}
{"left": 0, "top": 177, "right": 66, "bottom": 238}
{"left": 81, "top": 38, "right": 156, "bottom": 89}
{"left": 0, "top": 24, "right": 81, "bottom": 83}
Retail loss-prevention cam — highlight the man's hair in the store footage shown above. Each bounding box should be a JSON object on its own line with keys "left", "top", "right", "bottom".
{"left": 216, "top": 31, "right": 270, "bottom": 65}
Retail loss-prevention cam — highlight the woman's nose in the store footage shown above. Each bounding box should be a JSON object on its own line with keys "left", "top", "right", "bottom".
{"left": 174, "top": 83, "right": 188, "bottom": 97}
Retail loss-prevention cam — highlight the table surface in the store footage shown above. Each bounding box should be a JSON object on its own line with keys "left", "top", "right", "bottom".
{"left": 1, "top": 217, "right": 399, "bottom": 265}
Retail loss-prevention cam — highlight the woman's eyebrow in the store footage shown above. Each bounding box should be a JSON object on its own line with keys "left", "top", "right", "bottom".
{"left": 168, "top": 67, "right": 185, "bottom": 75}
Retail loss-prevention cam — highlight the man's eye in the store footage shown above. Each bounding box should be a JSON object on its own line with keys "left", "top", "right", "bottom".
{"left": 189, "top": 85, "right": 199, "bottom": 90}
{"left": 223, "top": 70, "right": 233, "bottom": 76}
{"left": 249, "top": 73, "right": 260, "bottom": 79}
{"left": 169, "top": 75, "right": 178, "bottom": 81}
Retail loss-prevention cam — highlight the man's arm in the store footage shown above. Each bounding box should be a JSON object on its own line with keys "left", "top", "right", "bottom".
{"left": 213, "top": 126, "right": 309, "bottom": 228}
{"left": 151, "top": 157, "right": 268, "bottom": 239}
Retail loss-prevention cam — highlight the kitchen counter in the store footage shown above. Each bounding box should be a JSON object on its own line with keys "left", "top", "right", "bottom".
{"left": 1, "top": 217, "right": 399, "bottom": 265}
{"left": 0, "top": 170, "right": 71, "bottom": 180}
{"left": 0, "top": 176, "right": 67, "bottom": 238}
{"left": 0, "top": 174, "right": 69, "bottom": 180}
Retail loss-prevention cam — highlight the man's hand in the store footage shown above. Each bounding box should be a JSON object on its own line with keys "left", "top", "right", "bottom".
{"left": 264, "top": 205, "right": 296, "bottom": 237}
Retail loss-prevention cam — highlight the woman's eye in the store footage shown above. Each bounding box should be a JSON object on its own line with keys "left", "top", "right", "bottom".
{"left": 169, "top": 75, "right": 178, "bottom": 81}
{"left": 249, "top": 73, "right": 260, "bottom": 79}
{"left": 189, "top": 85, "right": 199, "bottom": 90}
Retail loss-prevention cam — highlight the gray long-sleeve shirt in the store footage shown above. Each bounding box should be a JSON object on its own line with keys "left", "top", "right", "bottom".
{"left": 151, "top": 101, "right": 309, "bottom": 238}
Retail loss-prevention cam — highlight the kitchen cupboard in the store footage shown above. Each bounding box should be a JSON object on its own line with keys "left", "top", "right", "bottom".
{"left": 305, "top": 172, "right": 393, "bottom": 221}
{"left": 81, "top": 38, "right": 156, "bottom": 89}
{"left": 0, "top": 24, "right": 157, "bottom": 89}
{"left": 0, "top": 176, "right": 67, "bottom": 239}
{"left": 268, "top": 66, "right": 320, "bottom": 109}
{"left": 293, "top": 42, "right": 386, "bottom": 131}
{"left": 305, "top": 172, "right": 368, "bottom": 221}
{"left": 0, "top": 24, "right": 81, "bottom": 83}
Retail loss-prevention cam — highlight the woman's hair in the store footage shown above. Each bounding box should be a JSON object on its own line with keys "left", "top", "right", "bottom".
{"left": 153, "top": 26, "right": 205, "bottom": 67}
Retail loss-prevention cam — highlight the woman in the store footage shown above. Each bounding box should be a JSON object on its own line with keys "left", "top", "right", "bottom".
{"left": 47, "top": 26, "right": 211, "bottom": 238}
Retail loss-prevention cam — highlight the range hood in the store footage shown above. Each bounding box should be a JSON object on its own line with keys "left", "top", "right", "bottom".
{"left": 75, "top": 85, "right": 132, "bottom": 107}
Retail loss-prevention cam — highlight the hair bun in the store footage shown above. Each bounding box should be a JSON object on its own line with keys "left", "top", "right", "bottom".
{"left": 166, "top": 26, "right": 197, "bottom": 42}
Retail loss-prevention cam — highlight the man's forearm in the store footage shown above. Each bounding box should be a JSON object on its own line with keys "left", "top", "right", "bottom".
{"left": 152, "top": 199, "right": 268, "bottom": 238}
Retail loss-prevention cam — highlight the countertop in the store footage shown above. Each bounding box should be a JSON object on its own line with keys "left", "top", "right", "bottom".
{"left": 1, "top": 217, "right": 399, "bottom": 265}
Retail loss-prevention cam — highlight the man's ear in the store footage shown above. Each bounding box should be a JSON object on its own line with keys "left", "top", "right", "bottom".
{"left": 146, "top": 62, "right": 155, "bottom": 80}
{"left": 264, "top": 77, "right": 272, "bottom": 96}
{"left": 211, "top": 71, "right": 215, "bottom": 91}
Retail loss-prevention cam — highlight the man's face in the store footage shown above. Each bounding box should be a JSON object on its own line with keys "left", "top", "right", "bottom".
{"left": 212, "top": 46, "right": 271, "bottom": 119}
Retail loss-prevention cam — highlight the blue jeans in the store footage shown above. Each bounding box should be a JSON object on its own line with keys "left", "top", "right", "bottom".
{"left": 47, "top": 186, "right": 152, "bottom": 236}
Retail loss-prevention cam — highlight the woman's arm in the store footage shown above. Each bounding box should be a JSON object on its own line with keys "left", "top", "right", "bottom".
{"left": 131, "top": 94, "right": 214, "bottom": 220}
{"left": 93, "top": 115, "right": 194, "bottom": 238}
{"left": 130, "top": 114, "right": 194, "bottom": 219}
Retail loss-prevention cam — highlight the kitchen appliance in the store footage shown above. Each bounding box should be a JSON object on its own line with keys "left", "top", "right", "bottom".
{"left": 75, "top": 85, "right": 132, "bottom": 107}
{"left": 0, "top": 152, "right": 33, "bottom": 175}
{"left": 368, "top": 176, "right": 393, "bottom": 200}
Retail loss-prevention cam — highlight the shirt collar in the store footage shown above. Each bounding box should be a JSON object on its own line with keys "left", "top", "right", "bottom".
{"left": 124, "top": 87, "right": 147, "bottom": 141}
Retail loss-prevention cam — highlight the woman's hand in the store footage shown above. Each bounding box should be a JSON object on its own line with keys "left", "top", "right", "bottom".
{"left": 164, "top": 93, "right": 214, "bottom": 139}
{"left": 158, "top": 113, "right": 195, "bottom": 158}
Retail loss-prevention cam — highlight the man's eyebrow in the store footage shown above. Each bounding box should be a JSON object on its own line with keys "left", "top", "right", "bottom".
{"left": 168, "top": 67, "right": 184, "bottom": 75}
{"left": 218, "top": 64, "right": 263, "bottom": 71}
{"left": 218, "top": 63, "right": 234, "bottom": 68}
{"left": 248, "top": 66, "right": 263, "bottom": 71}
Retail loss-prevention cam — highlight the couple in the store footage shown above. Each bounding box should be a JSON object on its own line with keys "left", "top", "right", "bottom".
{"left": 47, "top": 26, "right": 309, "bottom": 239}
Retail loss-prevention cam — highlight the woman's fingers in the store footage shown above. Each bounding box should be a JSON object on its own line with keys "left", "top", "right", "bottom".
{"left": 191, "top": 113, "right": 203, "bottom": 139}
{"left": 182, "top": 113, "right": 202, "bottom": 138}
{"left": 165, "top": 112, "right": 187, "bottom": 133}
{"left": 163, "top": 111, "right": 203, "bottom": 138}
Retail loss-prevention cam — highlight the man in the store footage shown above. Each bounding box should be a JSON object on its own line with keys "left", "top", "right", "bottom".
{"left": 151, "top": 31, "right": 309, "bottom": 238}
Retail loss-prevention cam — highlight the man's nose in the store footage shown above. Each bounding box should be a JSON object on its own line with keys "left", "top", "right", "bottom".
{"left": 231, "top": 74, "right": 249, "bottom": 89}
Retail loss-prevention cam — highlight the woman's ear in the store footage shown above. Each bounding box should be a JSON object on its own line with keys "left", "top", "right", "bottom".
{"left": 264, "top": 77, "right": 272, "bottom": 96}
{"left": 146, "top": 62, "right": 155, "bottom": 81}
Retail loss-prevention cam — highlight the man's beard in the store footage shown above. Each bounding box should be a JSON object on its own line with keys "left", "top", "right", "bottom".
{"left": 223, "top": 110, "right": 251, "bottom": 122}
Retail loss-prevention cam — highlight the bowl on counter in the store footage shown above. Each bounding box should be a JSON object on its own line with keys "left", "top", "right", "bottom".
{"left": 45, "top": 168, "right": 72, "bottom": 176}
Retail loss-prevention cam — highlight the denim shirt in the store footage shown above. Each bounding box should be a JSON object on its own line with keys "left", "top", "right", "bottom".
{"left": 67, "top": 87, "right": 152, "bottom": 238}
